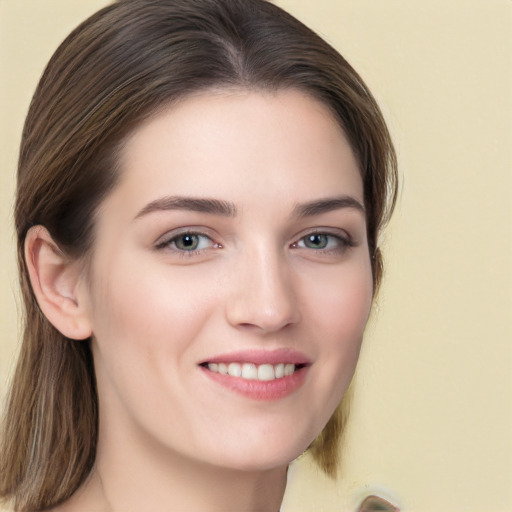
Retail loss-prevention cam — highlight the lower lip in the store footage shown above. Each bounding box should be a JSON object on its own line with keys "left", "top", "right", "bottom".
{"left": 200, "top": 365, "right": 309, "bottom": 400}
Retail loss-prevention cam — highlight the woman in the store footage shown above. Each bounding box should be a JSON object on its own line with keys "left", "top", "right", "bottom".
{"left": 0, "top": 0, "right": 398, "bottom": 511}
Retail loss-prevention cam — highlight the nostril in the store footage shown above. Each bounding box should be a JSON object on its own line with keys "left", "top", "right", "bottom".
{"left": 237, "top": 322, "right": 273, "bottom": 332}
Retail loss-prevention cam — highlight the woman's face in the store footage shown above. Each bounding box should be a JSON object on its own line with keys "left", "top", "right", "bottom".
{"left": 82, "top": 89, "right": 373, "bottom": 472}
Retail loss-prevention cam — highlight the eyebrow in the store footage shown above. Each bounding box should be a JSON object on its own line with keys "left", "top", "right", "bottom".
{"left": 134, "top": 196, "right": 238, "bottom": 219}
{"left": 134, "top": 194, "right": 364, "bottom": 221}
{"left": 293, "top": 196, "right": 365, "bottom": 217}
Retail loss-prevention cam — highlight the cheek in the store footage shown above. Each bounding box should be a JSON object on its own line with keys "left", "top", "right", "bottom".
{"left": 88, "top": 259, "right": 216, "bottom": 376}
{"left": 308, "top": 256, "right": 373, "bottom": 341}
{"left": 305, "top": 257, "right": 373, "bottom": 398}
{"left": 87, "top": 260, "right": 223, "bottom": 439}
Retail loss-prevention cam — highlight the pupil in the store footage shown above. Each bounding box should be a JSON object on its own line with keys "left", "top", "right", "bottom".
{"left": 178, "top": 234, "right": 198, "bottom": 250}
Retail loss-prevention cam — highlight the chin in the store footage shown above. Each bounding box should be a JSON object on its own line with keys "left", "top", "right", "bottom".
{"left": 207, "top": 449, "right": 300, "bottom": 473}
{"left": 196, "top": 426, "right": 318, "bottom": 473}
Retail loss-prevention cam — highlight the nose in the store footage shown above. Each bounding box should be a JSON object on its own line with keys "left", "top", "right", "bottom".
{"left": 224, "top": 247, "right": 301, "bottom": 334}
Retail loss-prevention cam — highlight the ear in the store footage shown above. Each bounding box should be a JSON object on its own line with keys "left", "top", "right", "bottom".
{"left": 25, "top": 225, "right": 92, "bottom": 340}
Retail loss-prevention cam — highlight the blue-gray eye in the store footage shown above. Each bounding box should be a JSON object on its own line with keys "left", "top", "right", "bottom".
{"left": 296, "top": 233, "right": 349, "bottom": 252}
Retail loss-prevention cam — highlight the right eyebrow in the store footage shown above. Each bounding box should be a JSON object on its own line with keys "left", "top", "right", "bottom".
{"left": 134, "top": 195, "right": 238, "bottom": 220}
{"left": 293, "top": 195, "right": 365, "bottom": 217}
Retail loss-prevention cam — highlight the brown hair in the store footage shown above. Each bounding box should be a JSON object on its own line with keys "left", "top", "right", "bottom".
{"left": 0, "top": 0, "right": 397, "bottom": 510}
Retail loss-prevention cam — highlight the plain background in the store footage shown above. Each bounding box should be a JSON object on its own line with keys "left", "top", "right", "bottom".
{"left": 0, "top": 1, "right": 511, "bottom": 511}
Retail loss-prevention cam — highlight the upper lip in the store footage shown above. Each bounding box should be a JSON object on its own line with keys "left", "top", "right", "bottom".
{"left": 199, "top": 348, "right": 312, "bottom": 366}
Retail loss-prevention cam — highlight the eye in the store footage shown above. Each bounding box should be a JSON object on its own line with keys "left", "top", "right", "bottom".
{"left": 300, "top": 234, "right": 331, "bottom": 249}
{"left": 295, "top": 233, "right": 349, "bottom": 251}
{"left": 173, "top": 233, "right": 208, "bottom": 251}
{"left": 156, "top": 231, "right": 218, "bottom": 253}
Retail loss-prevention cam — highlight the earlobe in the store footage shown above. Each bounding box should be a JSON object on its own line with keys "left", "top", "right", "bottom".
{"left": 25, "top": 225, "right": 92, "bottom": 340}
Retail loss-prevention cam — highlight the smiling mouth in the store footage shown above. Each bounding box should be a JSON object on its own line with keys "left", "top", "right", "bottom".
{"left": 200, "top": 362, "right": 307, "bottom": 382}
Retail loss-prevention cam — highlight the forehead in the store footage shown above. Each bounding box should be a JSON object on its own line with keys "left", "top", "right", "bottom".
{"left": 107, "top": 88, "right": 363, "bottom": 217}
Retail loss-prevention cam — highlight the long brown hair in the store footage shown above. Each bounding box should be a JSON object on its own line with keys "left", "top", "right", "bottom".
{"left": 0, "top": 1, "right": 398, "bottom": 510}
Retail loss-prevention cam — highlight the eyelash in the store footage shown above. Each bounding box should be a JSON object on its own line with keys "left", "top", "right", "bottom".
{"left": 155, "top": 229, "right": 354, "bottom": 257}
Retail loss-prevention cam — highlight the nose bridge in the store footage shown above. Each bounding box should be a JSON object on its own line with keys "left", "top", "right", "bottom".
{"left": 225, "top": 242, "right": 300, "bottom": 333}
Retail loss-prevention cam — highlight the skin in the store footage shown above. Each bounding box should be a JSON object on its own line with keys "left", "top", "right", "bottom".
{"left": 33, "top": 89, "right": 373, "bottom": 511}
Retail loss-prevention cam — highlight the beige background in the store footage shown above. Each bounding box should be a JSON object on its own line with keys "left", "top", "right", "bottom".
{"left": 1, "top": 1, "right": 511, "bottom": 511}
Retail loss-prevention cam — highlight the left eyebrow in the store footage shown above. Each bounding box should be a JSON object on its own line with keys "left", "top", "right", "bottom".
{"left": 134, "top": 195, "right": 238, "bottom": 220}
{"left": 293, "top": 195, "right": 365, "bottom": 217}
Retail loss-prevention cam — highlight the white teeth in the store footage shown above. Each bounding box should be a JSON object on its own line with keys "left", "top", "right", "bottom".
{"left": 242, "top": 363, "right": 257, "bottom": 379}
{"left": 228, "top": 362, "right": 242, "bottom": 377}
{"left": 284, "top": 363, "right": 295, "bottom": 376}
{"left": 258, "top": 364, "right": 275, "bottom": 381}
{"left": 207, "top": 362, "right": 298, "bottom": 381}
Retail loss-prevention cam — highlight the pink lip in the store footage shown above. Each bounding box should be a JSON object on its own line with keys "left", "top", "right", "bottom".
{"left": 200, "top": 365, "right": 309, "bottom": 401}
{"left": 199, "top": 348, "right": 311, "bottom": 366}
{"left": 198, "top": 348, "right": 312, "bottom": 401}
